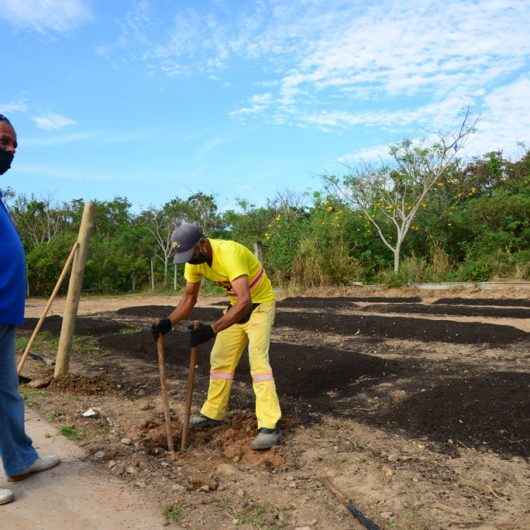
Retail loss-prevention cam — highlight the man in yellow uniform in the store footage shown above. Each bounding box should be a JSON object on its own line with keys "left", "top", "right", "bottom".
{"left": 152, "top": 220, "right": 281, "bottom": 450}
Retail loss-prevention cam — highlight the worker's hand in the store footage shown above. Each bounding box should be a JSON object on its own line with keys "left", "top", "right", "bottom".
{"left": 189, "top": 322, "right": 216, "bottom": 347}
{"left": 151, "top": 318, "right": 172, "bottom": 339}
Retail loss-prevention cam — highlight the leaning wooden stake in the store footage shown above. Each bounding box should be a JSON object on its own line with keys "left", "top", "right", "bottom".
{"left": 181, "top": 322, "right": 199, "bottom": 451}
{"left": 157, "top": 334, "right": 175, "bottom": 457}
{"left": 17, "top": 242, "right": 79, "bottom": 375}
{"left": 54, "top": 202, "right": 95, "bottom": 378}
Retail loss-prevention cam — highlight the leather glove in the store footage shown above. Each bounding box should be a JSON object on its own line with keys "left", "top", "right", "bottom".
{"left": 189, "top": 322, "right": 216, "bottom": 347}
{"left": 151, "top": 318, "right": 172, "bottom": 339}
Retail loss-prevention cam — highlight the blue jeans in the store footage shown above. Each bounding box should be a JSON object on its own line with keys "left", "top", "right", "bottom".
{"left": 0, "top": 325, "right": 38, "bottom": 476}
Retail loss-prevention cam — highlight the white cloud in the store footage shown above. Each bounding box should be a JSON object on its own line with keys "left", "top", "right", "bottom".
{"left": 230, "top": 93, "right": 273, "bottom": 118}
{"left": 0, "top": 101, "right": 28, "bottom": 114}
{"left": 32, "top": 113, "right": 77, "bottom": 131}
{"left": 0, "top": 0, "right": 91, "bottom": 33}
{"left": 104, "top": 0, "right": 530, "bottom": 156}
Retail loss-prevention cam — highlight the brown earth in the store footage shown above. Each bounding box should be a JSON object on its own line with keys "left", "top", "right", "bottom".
{"left": 364, "top": 303, "right": 530, "bottom": 319}
{"left": 435, "top": 297, "right": 530, "bottom": 307}
{"left": 17, "top": 288, "right": 530, "bottom": 530}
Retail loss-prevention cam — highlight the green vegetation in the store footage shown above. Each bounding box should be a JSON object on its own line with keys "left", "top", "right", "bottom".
{"left": 4, "top": 148, "right": 530, "bottom": 291}
{"left": 59, "top": 425, "right": 82, "bottom": 441}
{"left": 162, "top": 503, "right": 184, "bottom": 524}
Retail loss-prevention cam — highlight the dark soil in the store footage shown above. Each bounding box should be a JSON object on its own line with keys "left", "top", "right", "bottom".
{"left": 363, "top": 303, "right": 530, "bottom": 319}
{"left": 277, "top": 297, "right": 359, "bottom": 309}
{"left": 18, "top": 316, "right": 130, "bottom": 336}
{"left": 435, "top": 297, "right": 530, "bottom": 308}
{"left": 377, "top": 371, "right": 530, "bottom": 457}
{"left": 99, "top": 329, "right": 406, "bottom": 404}
{"left": 48, "top": 373, "right": 118, "bottom": 395}
{"left": 274, "top": 311, "right": 529, "bottom": 344}
{"left": 116, "top": 305, "right": 223, "bottom": 323}
{"left": 278, "top": 296, "right": 422, "bottom": 306}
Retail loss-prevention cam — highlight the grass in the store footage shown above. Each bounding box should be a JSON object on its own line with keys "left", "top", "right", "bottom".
{"left": 59, "top": 425, "right": 82, "bottom": 441}
{"left": 162, "top": 503, "right": 184, "bottom": 524}
{"left": 19, "top": 387, "right": 45, "bottom": 407}
{"left": 235, "top": 502, "right": 287, "bottom": 530}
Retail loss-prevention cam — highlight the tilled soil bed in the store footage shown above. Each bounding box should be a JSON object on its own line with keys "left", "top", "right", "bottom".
{"left": 364, "top": 303, "right": 530, "bottom": 319}
{"left": 275, "top": 311, "right": 529, "bottom": 344}
{"left": 435, "top": 297, "right": 530, "bottom": 307}
{"left": 19, "top": 315, "right": 130, "bottom": 336}
{"left": 278, "top": 296, "right": 422, "bottom": 306}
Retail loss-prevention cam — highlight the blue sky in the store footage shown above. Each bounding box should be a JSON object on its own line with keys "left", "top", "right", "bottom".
{"left": 2, "top": 0, "right": 530, "bottom": 211}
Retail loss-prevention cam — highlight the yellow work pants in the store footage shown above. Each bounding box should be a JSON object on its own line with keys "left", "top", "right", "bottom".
{"left": 200, "top": 301, "right": 282, "bottom": 429}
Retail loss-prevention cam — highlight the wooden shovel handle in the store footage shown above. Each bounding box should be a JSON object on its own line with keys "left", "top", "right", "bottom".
{"left": 181, "top": 321, "right": 199, "bottom": 451}
{"left": 156, "top": 334, "right": 175, "bottom": 456}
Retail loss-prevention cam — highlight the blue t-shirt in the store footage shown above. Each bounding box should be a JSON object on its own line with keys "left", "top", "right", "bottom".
{"left": 0, "top": 193, "right": 26, "bottom": 325}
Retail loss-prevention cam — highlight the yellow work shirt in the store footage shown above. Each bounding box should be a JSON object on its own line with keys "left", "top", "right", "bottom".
{"left": 184, "top": 239, "right": 275, "bottom": 304}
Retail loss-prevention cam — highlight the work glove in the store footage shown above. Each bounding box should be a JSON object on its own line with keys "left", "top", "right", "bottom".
{"left": 189, "top": 322, "right": 216, "bottom": 347}
{"left": 151, "top": 318, "right": 172, "bottom": 339}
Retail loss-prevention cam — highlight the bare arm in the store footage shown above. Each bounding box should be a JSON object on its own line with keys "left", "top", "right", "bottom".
{"left": 168, "top": 281, "right": 201, "bottom": 325}
{"left": 211, "top": 275, "right": 251, "bottom": 333}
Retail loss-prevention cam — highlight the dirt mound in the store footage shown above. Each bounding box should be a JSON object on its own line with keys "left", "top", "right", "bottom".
{"left": 115, "top": 305, "right": 223, "bottom": 322}
{"left": 19, "top": 316, "right": 128, "bottom": 336}
{"left": 378, "top": 371, "right": 530, "bottom": 457}
{"left": 278, "top": 297, "right": 358, "bottom": 309}
{"left": 99, "top": 329, "right": 406, "bottom": 405}
{"left": 48, "top": 373, "right": 118, "bottom": 395}
{"left": 278, "top": 296, "right": 421, "bottom": 307}
{"left": 435, "top": 297, "right": 530, "bottom": 308}
{"left": 116, "top": 305, "right": 175, "bottom": 317}
{"left": 363, "top": 303, "right": 530, "bottom": 319}
{"left": 138, "top": 411, "right": 285, "bottom": 467}
{"left": 275, "top": 311, "right": 528, "bottom": 344}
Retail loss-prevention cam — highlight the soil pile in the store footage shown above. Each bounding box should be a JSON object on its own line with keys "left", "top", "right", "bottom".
{"left": 363, "top": 303, "right": 530, "bottom": 319}
{"left": 275, "top": 311, "right": 529, "bottom": 344}
{"left": 19, "top": 316, "right": 128, "bottom": 336}
{"left": 379, "top": 371, "right": 530, "bottom": 457}
{"left": 435, "top": 297, "right": 530, "bottom": 308}
{"left": 138, "top": 411, "right": 285, "bottom": 467}
{"left": 48, "top": 373, "right": 118, "bottom": 395}
{"left": 116, "top": 305, "right": 223, "bottom": 322}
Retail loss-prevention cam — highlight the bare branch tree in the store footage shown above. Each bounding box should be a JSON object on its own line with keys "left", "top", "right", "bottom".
{"left": 326, "top": 112, "right": 475, "bottom": 273}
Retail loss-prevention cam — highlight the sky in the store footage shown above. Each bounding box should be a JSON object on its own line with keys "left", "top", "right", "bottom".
{"left": 1, "top": 0, "right": 530, "bottom": 211}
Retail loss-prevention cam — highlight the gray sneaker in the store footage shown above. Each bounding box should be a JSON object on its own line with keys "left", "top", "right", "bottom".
{"left": 251, "top": 428, "right": 281, "bottom": 450}
{"left": 0, "top": 489, "right": 14, "bottom": 505}
{"left": 8, "top": 455, "right": 61, "bottom": 482}
{"left": 190, "top": 413, "right": 223, "bottom": 429}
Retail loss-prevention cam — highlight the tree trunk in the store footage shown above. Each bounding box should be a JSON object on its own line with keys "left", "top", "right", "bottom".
{"left": 173, "top": 263, "right": 177, "bottom": 290}
{"left": 394, "top": 246, "right": 401, "bottom": 274}
{"left": 150, "top": 258, "right": 155, "bottom": 291}
{"left": 164, "top": 258, "right": 168, "bottom": 287}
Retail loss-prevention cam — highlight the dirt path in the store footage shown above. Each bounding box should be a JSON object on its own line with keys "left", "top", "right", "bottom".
{"left": 1, "top": 410, "right": 167, "bottom": 530}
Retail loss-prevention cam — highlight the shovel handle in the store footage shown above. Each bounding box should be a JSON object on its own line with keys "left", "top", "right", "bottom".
{"left": 156, "top": 334, "right": 175, "bottom": 456}
{"left": 181, "top": 321, "right": 199, "bottom": 450}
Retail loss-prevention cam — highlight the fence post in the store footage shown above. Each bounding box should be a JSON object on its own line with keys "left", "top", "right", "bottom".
{"left": 54, "top": 202, "right": 95, "bottom": 378}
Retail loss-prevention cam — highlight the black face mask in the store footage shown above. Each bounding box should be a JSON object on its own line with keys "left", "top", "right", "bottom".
{"left": 187, "top": 251, "right": 209, "bottom": 265}
{"left": 0, "top": 149, "right": 14, "bottom": 175}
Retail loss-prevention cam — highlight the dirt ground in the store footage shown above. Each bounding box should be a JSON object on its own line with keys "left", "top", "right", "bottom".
{"left": 18, "top": 286, "right": 530, "bottom": 530}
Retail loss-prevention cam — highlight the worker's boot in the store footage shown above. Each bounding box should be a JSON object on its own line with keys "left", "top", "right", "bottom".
{"left": 190, "top": 413, "right": 223, "bottom": 429}
{"left": 0, "top": 489, "right": 14, "bottom": 505}
{"left": 8, "top": 455, "right": 61, "bottom": 482}
{"left": 251, "top": 428, "right": 281, "bottom": 450}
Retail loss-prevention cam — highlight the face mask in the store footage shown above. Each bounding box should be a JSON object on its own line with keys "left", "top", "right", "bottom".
{"left": 0, "top": 149, "right": 14, "bottom": 175}
{"left": 187, "top": 251, "right": 208, "bottom": 265}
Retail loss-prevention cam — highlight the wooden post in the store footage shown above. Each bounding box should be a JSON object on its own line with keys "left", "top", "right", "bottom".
{"left": 17, "top": 242, "right": 79, "bottom": 375}
{"left": 173, "top": 263, "right": 177, "bottom": 291}
{"left": 150, "top": 258, "right": 155, "bottom": 291}
{"left": 54, "top": 203, "right": 95, "bottom": 378}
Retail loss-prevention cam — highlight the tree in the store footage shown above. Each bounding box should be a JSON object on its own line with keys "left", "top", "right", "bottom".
{"left": 326, "top": 114, "right": 475, "bottom": 273}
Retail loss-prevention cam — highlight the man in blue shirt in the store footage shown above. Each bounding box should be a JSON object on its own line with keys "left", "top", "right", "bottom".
{"left": 0, "top": 114, "right": 60, "bottom": 505}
